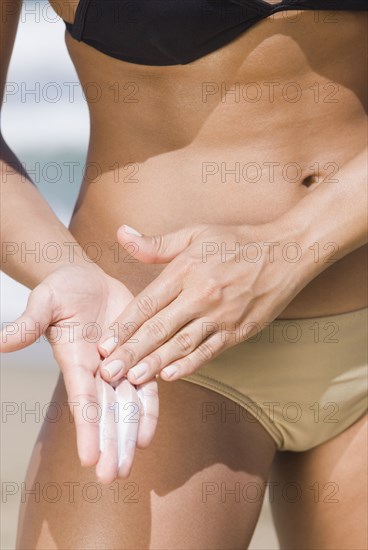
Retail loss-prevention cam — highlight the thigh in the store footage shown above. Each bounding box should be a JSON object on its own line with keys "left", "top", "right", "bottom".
{"left": 270, "top": 413, "right": 368, "bottom": 550}
{"left": 16, "top": 374, "right": 276, "bottom": 550}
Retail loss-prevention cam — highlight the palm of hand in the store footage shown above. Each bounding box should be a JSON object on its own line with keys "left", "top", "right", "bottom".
{"left": 1, "top": 265, "right": 158, "bottom": 484}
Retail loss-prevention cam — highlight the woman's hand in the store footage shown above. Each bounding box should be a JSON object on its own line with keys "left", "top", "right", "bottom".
{"left": 98, "top": 222, "right": 311, "bottom": 384}
{"left": 0, "top": 264, "right": 159, "bottom": 484}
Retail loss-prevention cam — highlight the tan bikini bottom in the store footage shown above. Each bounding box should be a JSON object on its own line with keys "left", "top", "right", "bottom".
{"left": 182, "top": 307, "right": 368, "bottom": 451}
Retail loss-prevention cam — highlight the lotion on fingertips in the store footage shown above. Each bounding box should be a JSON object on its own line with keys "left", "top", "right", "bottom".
{"left": 115, "top": 378, "right": 140, "bottom": 477}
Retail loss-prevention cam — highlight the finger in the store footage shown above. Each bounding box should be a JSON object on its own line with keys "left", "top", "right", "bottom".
{"left": 100, "top": 294, "right": 201, "bottom": 383}
{"left": 115, "top": 378, "right": 140, "bottom": 478}
{"left": 117, "top": 223, "right": 206, "bottom": 264}
{"left": 126, "top": 318, "right": 216, "bottom": 385}
{"left": 62, "top": 364, "right": 100, "bottom": 468}
{"left": 95, "top": 375, "right": 119, "bottom": 485}
{"left": 98, "top": 270, "right": 182, "bottom": 359}
{"left": 0, "top": 284, "right": 53, "bottom": 352}
{"left": 159, "top": 332, "right": 225, "bottom": 381}
{"left": 136, "top": 380, "right": 159, "bottom": 448}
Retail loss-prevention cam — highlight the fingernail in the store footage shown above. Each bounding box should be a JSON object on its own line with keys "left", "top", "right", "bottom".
{"left": 161, "top": 364, "right": 178, "bottom": 379}
{"left": 102, "top": 359, "right": 123, "bottom": 379}
{"left": 100, "top": 336, "right": 118, "bottom": 355}
{"left": 122, "top": 224, "right": 142, "bottom": 237}
{"left": 129, "top": 362, "right": 148, "bottom": 380}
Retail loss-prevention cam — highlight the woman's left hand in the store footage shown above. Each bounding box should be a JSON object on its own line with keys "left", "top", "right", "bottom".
{"left": 98, "top": 221, "right": 310, "bottom": 384}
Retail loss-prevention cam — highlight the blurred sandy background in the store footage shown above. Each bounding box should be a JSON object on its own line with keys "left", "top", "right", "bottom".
{"left": 1, "top": 2, "right": 279, "bottom": 548}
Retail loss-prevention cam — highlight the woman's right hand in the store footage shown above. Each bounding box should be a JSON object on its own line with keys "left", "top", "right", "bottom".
{"left": 0, "top": 263, "right": 159, "bottom": 484}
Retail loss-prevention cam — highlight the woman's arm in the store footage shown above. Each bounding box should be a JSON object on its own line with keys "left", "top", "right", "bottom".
{"left": 0, "top": 134, "right": 92, "bottom": 288}
{"left": 0, "top": 0, "right": 89, "bottom": 289}
{"left": 274, "top": 147, "right": 367, "bottom": 284}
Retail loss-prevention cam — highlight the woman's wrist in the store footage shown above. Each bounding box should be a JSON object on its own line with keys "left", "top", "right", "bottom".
{"left": 236, "top": 219, "right": 315, "bottom": 293}
{"left": 252, "top": 149, "right": 368, "bottom": 289}
{"left": 1, "top": 223, "right": 105, "bottom": 289}
{"left": 258, "top": 216, "right": 324, "bottom": 289}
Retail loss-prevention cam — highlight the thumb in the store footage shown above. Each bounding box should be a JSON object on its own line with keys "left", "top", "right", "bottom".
{"left": 117, "top": 224, "right": 205, "bottom": 263}
{"left": 0, "top": 283, "right": 54, "bottom": 352}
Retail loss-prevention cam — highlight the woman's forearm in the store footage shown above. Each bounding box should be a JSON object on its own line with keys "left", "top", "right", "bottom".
{"left": 272, "top": 147, "right": 367, "bottom": 287}
{"left": 0, "top": 135, "right": 94, "bottom": 289}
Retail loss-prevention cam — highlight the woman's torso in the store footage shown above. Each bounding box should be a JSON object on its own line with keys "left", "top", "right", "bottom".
{"left": 51, "top": 1, "right": 367, "bottom": 318}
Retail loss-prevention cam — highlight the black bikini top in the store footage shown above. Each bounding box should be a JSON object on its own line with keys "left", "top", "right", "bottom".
{"left": 64, "top": 0, "right": 367, "bottom": 66}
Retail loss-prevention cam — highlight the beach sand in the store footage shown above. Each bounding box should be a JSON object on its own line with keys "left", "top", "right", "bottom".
{"left": 1, "top": 358, "right": 279, "bottom": 550}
